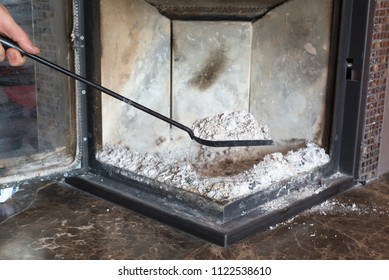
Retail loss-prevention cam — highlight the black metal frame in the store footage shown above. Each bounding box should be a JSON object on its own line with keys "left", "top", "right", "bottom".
{"left": 62, "top": 0, "right": 376, "bottom": 246}
{"left": 336, "top": 0, "right": 375, "bottom": 179}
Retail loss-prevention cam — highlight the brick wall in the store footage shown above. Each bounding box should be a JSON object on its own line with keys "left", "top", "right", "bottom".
{"left": 359, "top": 0, "right": 389, "bottom": 180}
{"left": 378, "top": 70, "right": 389, "bottom": 175}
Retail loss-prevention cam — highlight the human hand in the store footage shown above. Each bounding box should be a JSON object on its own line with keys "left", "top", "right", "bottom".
{"left": 0, "top": 4, "right": 40, "bottom": 66}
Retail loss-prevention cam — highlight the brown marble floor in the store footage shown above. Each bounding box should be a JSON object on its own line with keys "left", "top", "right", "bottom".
{"left": 0, "top": 173, "right": 388, "bottom": 260}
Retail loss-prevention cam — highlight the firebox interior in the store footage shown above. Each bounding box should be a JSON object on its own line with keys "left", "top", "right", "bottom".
{"left": 97, "top": 0, "right": 334, "bottom": 196}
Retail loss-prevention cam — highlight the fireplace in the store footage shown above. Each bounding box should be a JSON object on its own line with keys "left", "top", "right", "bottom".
{"left": 1, "top": 0, "right": 388, "bottom": 246}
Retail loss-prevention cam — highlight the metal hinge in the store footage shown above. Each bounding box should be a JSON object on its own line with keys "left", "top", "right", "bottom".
{"left": 71, "top": 33, "right": 85, "bottom": 49}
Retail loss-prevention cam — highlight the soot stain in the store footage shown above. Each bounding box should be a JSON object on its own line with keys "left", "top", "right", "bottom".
{"left": 190, "top": 48, "right": 227, "bottom": 91}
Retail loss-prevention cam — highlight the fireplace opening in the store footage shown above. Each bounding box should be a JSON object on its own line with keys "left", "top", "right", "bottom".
{"left": 90, "top": 0, "right": 336, "bottom": 203}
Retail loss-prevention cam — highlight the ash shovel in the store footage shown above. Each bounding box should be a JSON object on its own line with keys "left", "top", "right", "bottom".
{"left": 0, "top": 35, "right": 273, "bottom": 147}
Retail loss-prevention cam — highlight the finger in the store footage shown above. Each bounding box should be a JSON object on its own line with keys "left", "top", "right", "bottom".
{"left": 4, "top": 27, "right": 40, "bottom": 55}
{"left": 0, "top": 44, "right": 5, "bottom": 62}
{"left": 6, "top": 48, "right": 26, "bottom": 66}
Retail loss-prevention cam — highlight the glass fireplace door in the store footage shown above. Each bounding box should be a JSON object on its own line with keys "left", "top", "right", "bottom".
{"left": 0, "top": 0, "right": 83, "bottom": 188}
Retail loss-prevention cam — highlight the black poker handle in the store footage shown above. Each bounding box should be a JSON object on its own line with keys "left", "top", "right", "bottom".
{"left": 0, "top": 35, "right": 27, "bottom": 55}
